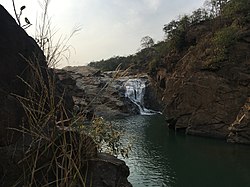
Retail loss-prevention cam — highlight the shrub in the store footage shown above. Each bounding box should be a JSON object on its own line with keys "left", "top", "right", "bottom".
{"left": 211, "top": 25, "right": 239, "bottom": 62}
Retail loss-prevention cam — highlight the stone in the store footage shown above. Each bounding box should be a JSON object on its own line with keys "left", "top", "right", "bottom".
{"left": 227, "top": 97, "right": 250, "bottom": 144}
{"left": 0, "top": 5, "right": 46, "bottom": 146}
{"left": 56, "top": 66, "right": 138, "bottom": 119}
{"left": 0, "top": 5, "right": 74, "bottom": 146}
{"left": 153, "top": 24, "right": 250, "bottom": 142}
{"left": 84, "top": 153, "right": 132, "bottom": 187}
{"left": 0, "top": 5, "right": 131, "bottom": 187}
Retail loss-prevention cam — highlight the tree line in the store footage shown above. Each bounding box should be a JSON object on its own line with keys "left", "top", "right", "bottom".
{"left": 88, "top": 0, "right": 250, "bottom": 71}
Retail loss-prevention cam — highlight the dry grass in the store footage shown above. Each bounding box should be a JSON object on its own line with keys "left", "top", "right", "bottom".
{"left": 7, "top": 1, "right": 131, "bottom": 186}
{"left": 10, "top": 57, "right": 93, "bottom": 186}
{"left": 11, "top": 58, "right": 131, "bottom": 186}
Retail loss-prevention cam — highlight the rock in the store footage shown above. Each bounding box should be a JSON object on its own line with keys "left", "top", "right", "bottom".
{"left": 153, "top": 25, "right": 250, "bottom": 142}
{"left": 0, "top": 5, "right": 46, "bottom": 146}
{"left": 84, "top": 153, "right": 132, "bottom": 187}
{"left": 55, "top": 67, "right": 138, "bottom": 119}
{"left": 0, "top": 5, "right": 74, "bottom": 146}
{"left": 227, "top": 97, "right": 250, "bottom": 144}
{"left": 0, "top": 129, "right": 132, "bottom": 187}
{"left": 0, "top": 93, "right": 23, "bottom": 146}
{"left": 144, "top": 77, "right": 163, "bottom": 111}
{"left": 0, "top": 5, "right": 131, "bottom": 187}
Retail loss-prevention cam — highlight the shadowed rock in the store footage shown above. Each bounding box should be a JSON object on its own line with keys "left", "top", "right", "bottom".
{"left": 0, "top": 4, "right": 47, "bottom": 146}
{"left": 0, "top": 4, "right": 74, "bottom": 146}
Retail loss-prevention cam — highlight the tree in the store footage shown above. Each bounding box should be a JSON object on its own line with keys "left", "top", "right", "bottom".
{"left": 140, "top": 36, "right": 154, "bottom": 49}
{"left": 222, "top": 0, "right": 250, "bottom": 18}
{"left": 191, "top": 8, "right": 210, "bottom": 24}
{"left": 179, "top": 14, "right": 191, "bottom": 31}
{"left": 205, "top": 0, "right": 229, "bottom": 16}
{"left": 163, "top": 15, "right": 191, "bottom": 51}
{"left": 163, "top": 20, "right": 179, "bottom": 39}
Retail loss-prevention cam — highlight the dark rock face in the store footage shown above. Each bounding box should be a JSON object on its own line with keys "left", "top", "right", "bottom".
{"left": 144, "top": 78, "right": 163, "bottom": 112}
{"left": 84, "top": 153, "right": 132, "bottom": 187}
{"left": 0, "top": 5, "right": 47, "bottom": 146}
{"left": 154, "top": 26, "right": 250, "bottom": 143}
{"left": 0, "top": 5, "right": 74, "bottom": 146}
{"left": 0, "top": 93, "right": 23, "bottom": 146}
{"left": 0, "top": 5, "right": 48, "bottom": 94}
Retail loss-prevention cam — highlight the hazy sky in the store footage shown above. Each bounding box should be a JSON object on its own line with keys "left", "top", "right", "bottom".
{"left": 1, "top": 0, "right": 205, "bottom": 68}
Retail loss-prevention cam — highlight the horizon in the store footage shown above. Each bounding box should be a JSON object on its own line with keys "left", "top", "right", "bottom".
{"left": 2, "top": 0, "right": 205, "bottom": 68}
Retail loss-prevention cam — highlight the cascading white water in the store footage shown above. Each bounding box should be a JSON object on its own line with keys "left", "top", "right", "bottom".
{"left": 124, "top": 79, "right": 159, "bottom": 115}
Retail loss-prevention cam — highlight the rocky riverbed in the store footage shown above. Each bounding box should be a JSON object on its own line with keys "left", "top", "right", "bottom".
{"left": 55, "top": 66, "right": 159, "bottom": 119}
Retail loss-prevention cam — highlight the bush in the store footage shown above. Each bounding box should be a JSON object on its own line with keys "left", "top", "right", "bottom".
{"left": 211, "top": 25, "right": 239, "bottom": 62}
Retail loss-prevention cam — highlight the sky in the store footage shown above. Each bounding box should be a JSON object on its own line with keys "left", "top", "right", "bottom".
{"left": 1, "top": 0, "right": 205, "bottom": 68}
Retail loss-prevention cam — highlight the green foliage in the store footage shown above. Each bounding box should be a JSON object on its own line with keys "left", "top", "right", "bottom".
{"left": 211, "top": 0, "right": 229, "bottom": 16}
{"left": 213, "top": 26, "right": 238, "bottom": 47}
{"left": 222, "top": 0, "right": 250, "bottom": 22}
{"left": 89, "top": 0, "right": 249, "bottom": 73}
{"left": 88, "top": 56, "right": 132, "bottom": 71}
{"left": 163, "top": 20, "right": 179, "bottom": 39}
{"left": 87, "top": 117, "right": 131, "bottom": 158}
{"left": 191, "top": 8, "right": 210, "bottom": 24}
{"left": 163, "top": 15, "right": 191, "bottom": 52}
{"left": 212, "top": 25, "right": 239, "bottom": 62}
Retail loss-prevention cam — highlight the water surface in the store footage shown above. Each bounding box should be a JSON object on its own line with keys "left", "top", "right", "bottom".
{"left": 112, "top": 115, "right": 250, "bottom": 187}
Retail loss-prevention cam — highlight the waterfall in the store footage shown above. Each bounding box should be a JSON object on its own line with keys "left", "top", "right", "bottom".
{"left": 124, "top": 79, "right": 159, "bottom": 115}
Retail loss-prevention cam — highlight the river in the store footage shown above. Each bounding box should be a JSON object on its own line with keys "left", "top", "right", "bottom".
{"left": 112, "top": 114, "right": 250, "bottom": 187}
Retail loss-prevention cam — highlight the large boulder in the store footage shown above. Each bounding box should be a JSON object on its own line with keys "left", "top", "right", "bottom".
{"left": 0, "top": 130, "right": 132, "bottom": 187}
{"left": 0, "top": 4, "right": 46, "bottom": 146}
{"left": 84, "top": 153, "right": 132, "bottom": 187}
{"left": 0, "top": 5, "right": 74, "bottom": 146}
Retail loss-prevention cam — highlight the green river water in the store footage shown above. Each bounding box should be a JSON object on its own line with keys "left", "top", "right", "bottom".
{"left": 112, "top": 114, "right": 250, "bottom": 187}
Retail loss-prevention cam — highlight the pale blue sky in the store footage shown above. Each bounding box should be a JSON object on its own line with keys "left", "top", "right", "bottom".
{"left": 1, "top": 0, "right": 205, "bottom": 67}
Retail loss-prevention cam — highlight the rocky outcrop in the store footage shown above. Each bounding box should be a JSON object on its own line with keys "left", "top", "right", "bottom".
{"left": 0, "top": 4, "right": 74, "bottom": 146}
{"left": 0, "top": 131, "right": 131, "bottom": 187}
{"left": 55, "top": 66, "right": 144, "bottom": 119}
{"left": 84, "top": 153, "right": 132, "bottom": 187}
{"left": 154, "top": 23, "right": 250, "bottom": 143}
{"left": 0, "top": 4, "right": 47, "bottom": 146}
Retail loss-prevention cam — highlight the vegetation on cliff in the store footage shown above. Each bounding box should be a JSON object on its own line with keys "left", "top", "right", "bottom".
{"left": 88, "top": 0, "right": 250, "bottom": 73}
